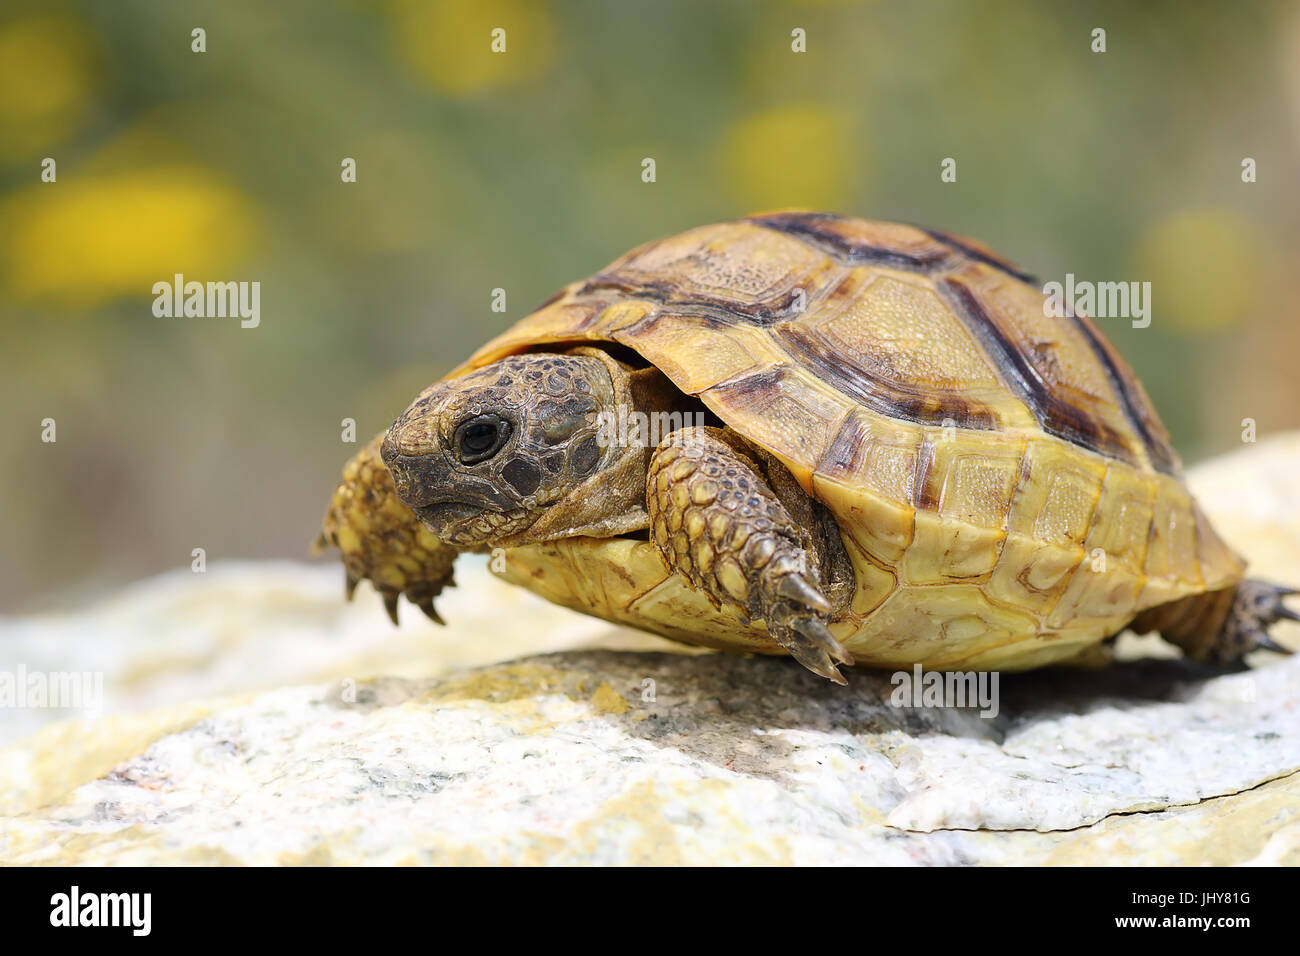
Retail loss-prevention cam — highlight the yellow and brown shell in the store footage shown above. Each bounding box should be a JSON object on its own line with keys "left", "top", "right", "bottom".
{"left": 452, "top": 212, "right": 1244, "bottom": 671}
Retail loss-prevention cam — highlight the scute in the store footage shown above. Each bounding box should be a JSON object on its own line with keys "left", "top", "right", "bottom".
{"left": 749, "top": 212, "right": 953, "bottom": 272}
{"left": 456, "top": 212, "right": 1246, "bottom": 669}
{"left": 578, "top": 220, "right": 838, "bottom": 325}
{"left": 940, "top": 265, "right": 1150, "bottom": 469}
{"left": 773, "top": 269, "right": 1023, "bottom": 433}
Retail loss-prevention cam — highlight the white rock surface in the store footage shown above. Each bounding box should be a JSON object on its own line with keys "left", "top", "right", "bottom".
{"left": 0, "top": 557, "right": 677, "bottom": 749}
{"left": 2, "top": 435, "right": 1300, "bottom": 865}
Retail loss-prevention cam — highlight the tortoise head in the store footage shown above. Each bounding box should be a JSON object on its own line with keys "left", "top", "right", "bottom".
{"left": 381, "top": 351, "right": 648, "bottom": 548}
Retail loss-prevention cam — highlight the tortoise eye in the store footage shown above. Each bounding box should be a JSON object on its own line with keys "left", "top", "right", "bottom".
{"left": 454, "top": 414, "right": 510, "bottom": 464}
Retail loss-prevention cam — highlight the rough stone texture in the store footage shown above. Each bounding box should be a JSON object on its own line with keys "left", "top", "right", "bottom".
{"left": 2, "top": 434, "right": 1299, "bottom": 865}
{"left": 0, "top": 560, "right": 685, "bottom": 750}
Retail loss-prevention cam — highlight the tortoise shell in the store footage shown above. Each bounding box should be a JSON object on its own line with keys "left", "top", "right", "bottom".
{"left": 452, "top": 212, "right": 1245, "bottom": 670}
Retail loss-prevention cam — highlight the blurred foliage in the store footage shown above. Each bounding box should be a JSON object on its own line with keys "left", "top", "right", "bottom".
{"left": 0, "top": 0, "right": 1297, "bottom": 608}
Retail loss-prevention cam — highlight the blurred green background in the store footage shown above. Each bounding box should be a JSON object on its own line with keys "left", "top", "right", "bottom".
{"left": 2, "top": 0, "right": 1298, "bottom": 610}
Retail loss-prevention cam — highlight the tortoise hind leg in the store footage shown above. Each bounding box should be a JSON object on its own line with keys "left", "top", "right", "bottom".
{"left": 1131, "top": 580, "right": 1297, "bottom": 665}
{"left": 1216, "top": 580, "right": 1299, "bottom": 661}
{"left": 646, "top": 426, "right": 855, "bottom": 683}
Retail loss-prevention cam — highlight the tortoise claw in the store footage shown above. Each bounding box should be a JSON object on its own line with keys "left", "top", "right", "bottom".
{"left": 785, "top": 645, "right": 848, "bottom": 685}
{"left": 764, "top": 570, "right": 852, "bottom": 681}
{"left": 824, "top": 666, "right": 849, "bottom": 686}
{"left": 344, "top": 572, "right": 359, "bottom": 602}
{"left": 792, "top": 617, "right": 855, "bottom": 666}
{"left": 1255, "top": 635, "right": 1293, "bottom": 655}
{"left": 417, "top": 599, "right": 446, "bottom": 626}
{"left": 777, "top": 573, "right": 832, "bottom": 614}
{"left": 382, "top": 591, "right": 400, "bottom": 626}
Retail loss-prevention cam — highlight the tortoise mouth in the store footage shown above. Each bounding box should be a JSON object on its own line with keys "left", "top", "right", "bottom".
{"left": 414, "top": 501, "right": 536, "bottom": 548}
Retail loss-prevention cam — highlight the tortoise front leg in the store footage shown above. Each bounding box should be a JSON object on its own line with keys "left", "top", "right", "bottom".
{"left": 647, "top": 427, "right": 854, "bottom": 683}
{"left": 314, "top": 434, "right": 458, "bottom": 624}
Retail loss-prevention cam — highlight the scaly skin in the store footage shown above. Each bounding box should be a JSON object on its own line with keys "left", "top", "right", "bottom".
{"left": 1134, "top": 580, "right": 1298, "bottom": 665}
{"left": 314, "top": 434, "right": 457, "bottom": 624}
{"left": 646, "top": 426, "right": 854, "bottom": 683}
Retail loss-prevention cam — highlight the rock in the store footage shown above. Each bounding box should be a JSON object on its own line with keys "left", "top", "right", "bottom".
{"left": 2, "top": 435, "right": 1299, "bottom": 865}
{"left": 0, "top": 560, "right": 682, "bottom": 750}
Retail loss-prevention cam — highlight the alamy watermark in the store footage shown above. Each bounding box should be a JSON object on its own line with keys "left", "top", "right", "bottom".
{"left": 50, "top": 886, "right": 150, "bottom": 936}
{"left": 0, "top": 664, "right": 104, "bottom": 717}
{"left": 890, "top": 664, "right": 999, "bottom": 718}
{"left": 1042, "top": 274, "right": 1151, "bottom": 329}
{"left": 593, "top": 408, "right": 708, "bottom": 449}
{"left": 152, "top": 273, "right": 260, "bottom": 328}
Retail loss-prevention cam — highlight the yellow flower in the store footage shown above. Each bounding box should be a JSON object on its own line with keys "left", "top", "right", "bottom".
{"left": 2, "top": 166, "right": 259, "bottom": 308}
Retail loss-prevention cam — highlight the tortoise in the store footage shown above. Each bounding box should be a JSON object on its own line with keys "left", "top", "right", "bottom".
{"left": 316, "top": 211, "right": 1296, "bottom": 683}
